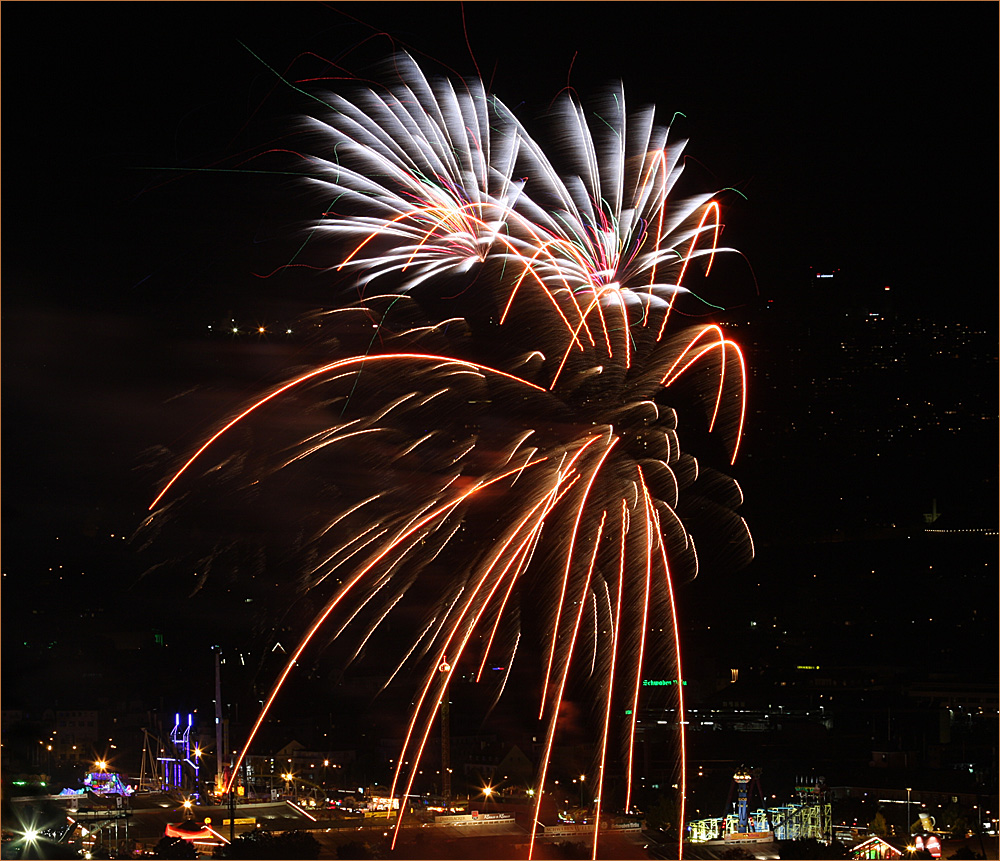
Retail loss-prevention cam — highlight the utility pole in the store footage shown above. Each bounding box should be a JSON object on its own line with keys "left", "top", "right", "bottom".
{"left": 229, "top": 783, "right": 236, "bottom": 844}
{"left": 214, "top": 647, "right": 225, "bottom": 795}
{"left": 439, "top": 658, "right": 451, "bottom": 807}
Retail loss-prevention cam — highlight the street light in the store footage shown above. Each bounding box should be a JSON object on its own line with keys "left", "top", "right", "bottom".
{"left": 906, "top": 787, "right": 912, "bottom": 837}
{"left": 482, "top": 785, "right": 493, "bottom": 812}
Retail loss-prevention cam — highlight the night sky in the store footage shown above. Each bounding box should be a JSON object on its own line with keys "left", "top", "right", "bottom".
{"left": 4, "top": 2, "right": 997, "bottom": 708}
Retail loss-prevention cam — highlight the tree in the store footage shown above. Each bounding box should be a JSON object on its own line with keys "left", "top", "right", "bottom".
{"left": 777, "top": 838, "right": 852, "bottom": 859}
{"left": 550, "top": 841, "right": 590, "bottom": 859}
{"left": 941, "top": 801, "right": 973, "bottom": 838}
{"left": 645, "top": 793, "right": 678, "bottom": 832}
{"left": 213, "top": 829, "right": 275, "bottom": 859}
{"left": 274, "top": 830, "right": 320, "bottom": 859}
{"left": 152, "top": 837, "right": 198, "bottom": 859}
{"left": 946, "top": 847, "right": 985, "bottom": 860}
{"left": 869, "top": 811, "right": 888, "bottom": 837}
{"left": 833, "top": 795, "right": 875, "bottom": 826}
{"left": 336, "top": 840, "right": 376, "bottom": 859}
{"left": 213, "top": 829, "right": 321, "bottom": 859}
{"left": 719, "top": 848, "right": 755, "bottom": 859}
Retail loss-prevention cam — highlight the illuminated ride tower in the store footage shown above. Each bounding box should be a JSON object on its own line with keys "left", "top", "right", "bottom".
{"left": 164, "top": 713, "right": 202, "bottom": 799}
{"left": 734, "top": 768, "right": 752, "bottom": 833}
{"left": 725, "top": 766, "right": 769, "bottom": 837}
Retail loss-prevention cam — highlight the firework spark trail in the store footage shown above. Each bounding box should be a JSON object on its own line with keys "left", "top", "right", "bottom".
{"left": 381, "top": 616, "right": 439, "bottom": 693}
{"left": 151, "top": 56, "right": 755, "bottom": 856}
{"left": 539, "top": 437, "right": 619, "bottom": 719}
{"left": 389, "top": 477, "right": 584, "bottom": 847}
{"left": 473, "top": 462, "right": 583, "bottom": 688}
{"left": 495, "top": 88, "right": 727, "bottom": 340}
{"left": 326, "top": 539, "right": 427, "bottom": 645}
{"left": 474, "top": 479, "right": 570, "bottom": 683}
{"left": 308, "top": 56, "right": 735, "bottom": 363}
{"left": 588, "top": 591, "right": 599, "bottom": 678}
{"left": 492, "top": 630, "right": 521, "bottom": 704}
{"left": 659, "top": 325, "right": 748, "bottom": 462}
{"left": 223, "top": 453, "right": 552, "bottom": 792}
{"left": 380, "top": 573, "right": 469, "bottom": 697}
{"left": 662, "top": 326, "right": 735, "bottom": 431}
{"left": 302, "top": 56, "right": 529, "bottom": 290}
{"left": 309, "top": 496, "right": 445, "bottom": 592}
{"left": 590, "top": 498, "right": 629, "bottom": 858}
{"left": 528, "top": 510, "right": 607, "bottom": 860}
{"left": 347, "top": 592, "right": 406, "bottom": 665}
{"left": 279, "top": 426, "right": 388, "bottom": 468}
{"left": 149, "top": 353, "right": 546, "bottom": 511}
{"left": 385, "top": 433, "right": 599, "bottom": 788}
{"left": 623, "top": 468, "right": 655, "bottom": 817}
{"left": 308, "top": 524, "right": 390, "bottom": 591}
{"left": 650, "top": 493, "right": 688, "bottom": 861}
{"left": 386, "top": 485, "right": 564, "bottom": 775}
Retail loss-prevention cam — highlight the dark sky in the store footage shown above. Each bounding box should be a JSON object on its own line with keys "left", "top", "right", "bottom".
{"left": 3, "top": 2, "right": 996, "bottom": 640}
{"left": 6, "top": 2, "right": 996, "bottom": 310}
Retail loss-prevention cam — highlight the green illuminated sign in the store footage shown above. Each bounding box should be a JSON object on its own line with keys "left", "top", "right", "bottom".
{"left": 641, "top": 679, "right": 687, "bottom": 686}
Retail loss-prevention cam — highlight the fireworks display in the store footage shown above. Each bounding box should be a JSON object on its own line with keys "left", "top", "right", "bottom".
{"left": 148, "top": 55, "right": 753, "bottom": 858}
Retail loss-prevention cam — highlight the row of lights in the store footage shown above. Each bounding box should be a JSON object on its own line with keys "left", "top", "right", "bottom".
{"left": 208, "top": 324, "right": 293, "bottom": 335}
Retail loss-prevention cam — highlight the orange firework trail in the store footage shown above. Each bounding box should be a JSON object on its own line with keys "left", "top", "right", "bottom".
{"left": 148, "top": 53, "right": 754, "bottom": 859}
{"left": 528, "top": 510, "right": 607, "bottom": 859}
